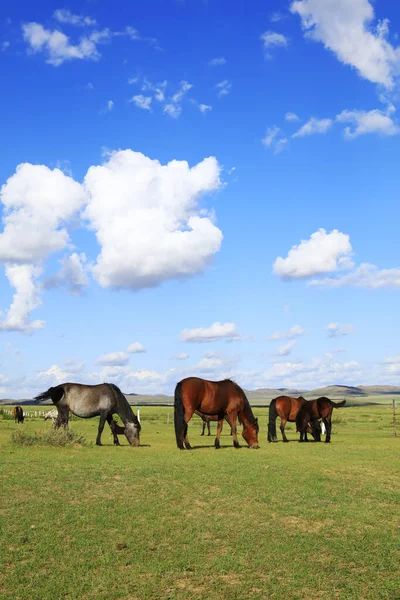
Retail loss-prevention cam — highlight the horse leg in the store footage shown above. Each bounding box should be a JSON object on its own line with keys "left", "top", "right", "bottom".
{"left": 207, "top": 421, "right": 211, "bottom": 436}
{"left": 183, "top": 409, "right": 194, "bottom": 450}
{"left": 280, "top": 418, "right": 289, "bottom": 442}
{"left": 201, "top": 421, "right": 205, "bottom": 436}
{"left": 324, "top": 417, "right": 332, "bottom": 443}
{"left": 96, "top": 413, "right": 107, "bottom": 446}
{"left": 214, "top": 418, "right": 224, "bottom": 449}
{"left": 228, "top": 413, "right": 240, "bottom": 448}
{"left": 107, "top": 415, "right": 121, "bottom": 446}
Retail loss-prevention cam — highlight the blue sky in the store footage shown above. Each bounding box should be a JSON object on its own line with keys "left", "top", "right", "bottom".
{"left": 1, "top": 0, "right": 400, "bottom": 398}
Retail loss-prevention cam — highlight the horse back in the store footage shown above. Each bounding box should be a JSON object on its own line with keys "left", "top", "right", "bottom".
{"left": 274, "top": 395, "right": 306, "bottom": 421}
{"left": 181, "top": 377, "right": 244, "bottom": 415}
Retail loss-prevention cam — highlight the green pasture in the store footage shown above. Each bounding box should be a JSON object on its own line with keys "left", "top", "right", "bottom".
{"left": 1, "top": 405, "right": 399, "bottom": 600}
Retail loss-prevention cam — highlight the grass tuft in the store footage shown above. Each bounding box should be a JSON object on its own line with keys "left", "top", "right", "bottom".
{"left": 10, "top": 427, "right": 87, "bottom": 447}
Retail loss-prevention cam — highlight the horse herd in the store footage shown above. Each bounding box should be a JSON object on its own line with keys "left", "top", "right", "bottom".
{"left": 11, "top": 377, "right": 346, "bottom": 448}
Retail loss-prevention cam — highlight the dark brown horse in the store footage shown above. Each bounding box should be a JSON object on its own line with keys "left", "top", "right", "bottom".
{"left": 174, "top": 377, "right": 259, "bottom": 450}
{"left": 195, "top": 410, "right": 232, "bottom": 436}
{"left": 296, "top": 397, "right": 346, "bottom": 443}
{"left": 268, "top": 396, "right": 311, "bottom": 442}
{"left": 13, "top": 406, "right": 24, "bottom": 424}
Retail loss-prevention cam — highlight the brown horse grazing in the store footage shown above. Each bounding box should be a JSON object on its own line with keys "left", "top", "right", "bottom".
{"left": 174, "top": 377, "right": 259, "bottom": 450}
{"left": 195, "top": 410, "right": 232, "bottom": 436}
{"left": 268, "top": 396, "right": 317, "bottom": 443}
{"left": 296, "top": 397, "right": 346, "bottom": 443}
{"left": 13, "top": 406, "right": 24, "bottom": 424}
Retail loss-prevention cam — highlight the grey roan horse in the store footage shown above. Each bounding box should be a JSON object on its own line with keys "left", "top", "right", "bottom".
{"left": 35, "top": 382, "right": 140, "bottom": 446}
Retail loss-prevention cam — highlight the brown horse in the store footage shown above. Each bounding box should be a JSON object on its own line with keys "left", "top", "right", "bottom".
{"left": 13, "top": 406, "right": 24, "bottom": 424}
{"left": 195, "top": 410, "right": 232, "bottom": 436}
{"left": 174, "top": 377, "right": 259, "bottom": 450}
{"left": 296, "top": 397, "right": 346, "bottom": 443}
{"left": 268, "top": 396, "right": 315, "bottom": 442}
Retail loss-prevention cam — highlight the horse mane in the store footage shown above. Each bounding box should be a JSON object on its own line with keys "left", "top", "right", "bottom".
{"left": 106, "top": 383, "right": 140, "bottom": 428}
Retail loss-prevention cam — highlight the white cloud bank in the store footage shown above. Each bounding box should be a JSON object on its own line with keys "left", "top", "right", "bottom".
{"left": 0, "top": 150, "right": 223, "bottom": 332}
{"left": 180, "top": 322, "right": 241, "bottom": 343}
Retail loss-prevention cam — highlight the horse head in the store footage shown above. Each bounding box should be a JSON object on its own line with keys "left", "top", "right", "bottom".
{"left": 124, "top": 421, "right": 141, "bottom": 447}
{"left": 242, "top": 417, "right": 260, "bottom": 449}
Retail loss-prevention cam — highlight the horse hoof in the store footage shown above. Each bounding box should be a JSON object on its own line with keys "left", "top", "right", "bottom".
{"left": 185, "top": 445, "right": 192, "bottom": 450}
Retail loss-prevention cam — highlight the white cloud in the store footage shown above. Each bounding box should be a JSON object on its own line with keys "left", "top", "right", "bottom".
{"left": 290, "top": 0, "right": 400, "bottom": 88}
{"left": 326, "top": 322, "right": 356, "bottom": 337}
{"left": 175, "top": 352, "right": 189, "bottom": 360}
{"left": 44, "top": 253, "right": 89, "bottom": 295}
{"left": 127, "top": 342, "right": 146, "bottom": 354}
{"left": 285, "top": 112, "right": 300, "bottom": 122}
{"left": 276, "top": 340, "right": 296, "bottom": 356}
{"left": 106, "top": 100, "right": 114, "bottom": 112}
{"left": 171, "top": 80, "right": 192, "bottom": 104}
{"left": 270, "top": 12, "right": 287, "bottom": 23}
{"left": 163, "top": 103, "right": 181, "bottom": 118}
{"left": 180, "top": 322, "right": 241, "bottom": 343}
{"left": 141, "top": 78, "right": 167, "bottom": 102}
{"left": 0, "top": 265, "right": 44, "bottom": 332}
{"left": 131, "top": 95, "right": 152, "bottom": 110}
{"left": 261, "top": 31, "right": 288, "bottom": 58}
{"left": 215, "top": 80, "right": 232, "bottom": 97}
{"left": 262, "top": 126, "right": 288, "bottom": 153}
{"left": 336, "top": 108, "right": 400, "bottom": 138}
{"left": 209, "top": 57, "right": 226, "bottom": 66}
{"left": 273, "top": 228, "right": 353, "bottom": 280}
{"left": 22, "top": 22, "right": 107, "bottom": 66}
{"left": 311, "top": 263, "right": 400, "bottom": 289}
{"left": 292, "top": 117, "right": 333, "bottom": 137}
{"left": 83, "top": 150, "right": 222, "bottom": 289}
{"left": 97, "top": 351, "right": 131, "bottom": 366}
{"left": 268, "top": 325, "right": 306, "bottom": 340}
{"left": 198, "top": 103, "right": 212, "bottom": 114}
{"left": 0, "top": 163, "right": 86, "bottom": 264}
{"left": 53, "top": 9, "right": 96, "bottom": 27}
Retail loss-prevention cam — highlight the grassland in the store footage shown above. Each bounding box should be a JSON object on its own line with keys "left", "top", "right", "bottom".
{"left": 1, "top": 405, "right": 399, "bottom": 600}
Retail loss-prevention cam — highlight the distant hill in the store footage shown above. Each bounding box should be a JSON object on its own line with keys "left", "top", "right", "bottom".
{"left": 2, "top": 384, "right": 400, "bottom": 406}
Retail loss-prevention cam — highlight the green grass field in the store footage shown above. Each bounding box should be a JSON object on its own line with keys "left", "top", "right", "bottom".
{"left": 1, "top": 405, "right": 399, "bottom": 600}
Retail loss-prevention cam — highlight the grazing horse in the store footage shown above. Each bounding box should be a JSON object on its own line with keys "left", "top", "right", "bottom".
{"left": 195, "top": 410, "right": 232, "bottom": 436}
{"left": 35, "top": 383, "right": 140, "bottom": 447}
{"left": 13, "top": 406, "right": 24, "bottom": 424}
{"left": 174, "top": 377, "right": 259, "bottom": 450}
{"left": 267, "top": 395, "right": 320, "bottom": 442}
{"left": 296, "top": 397, "right": 346, "bottom": 443}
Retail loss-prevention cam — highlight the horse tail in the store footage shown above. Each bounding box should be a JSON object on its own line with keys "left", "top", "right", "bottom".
{"left": 268, "top": 399, "right": 278, "bottom": 442}
{"left": 106, "top": 383, "right": 140, "bottom": 430}
{"left": 174, "top": 380, "right": 185, "bottom": 449}
{"left": 328, "top": 399, "right": 346, "bottom": 408}
{"left": 34, "top": 385, "right": 65, "bottom": 404}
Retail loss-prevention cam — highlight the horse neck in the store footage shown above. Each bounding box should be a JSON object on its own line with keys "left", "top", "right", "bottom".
{"left": 239, "top": 399, "right": 255, "bottom": 427}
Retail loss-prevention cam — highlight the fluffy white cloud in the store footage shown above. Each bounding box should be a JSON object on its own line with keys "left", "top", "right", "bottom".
{"left": 292, "top": 117, "right": 333, "bottom": 137}
{"left": 131, "top": 95, "right": 152, "bottom": 110}
{"left": 326, "top": 322, "right": 356, "bottom": 337}
{"left": 312, "top": 263, "right": 400, "bottom": 289}
{"left": 141, "top": 78, "right": 167, "bottom": 102}
{"left": 127, "top": 342, "right": 146, "bottom": 354}
{"left": 198, "top": 103, "right": 212, "bottom": 114}
{"left": 261, "top": 31, "right": 288, "bottom": 58}
{"left": 53, "top": 9, "right": 96, "bottom": 27}
{"left": 164, "top": 104, "right": 181, "bottom": 118}
{"left": 215, "top": 80, "right": 232, "bottom": 97}
{"left": 209, "top": 57, "right": 226, "bottom": 66}
{"left": 44, "top": 253, "right": 89, "bottom": 295}
{"left": 285, "top": 112, "right": 300, "bottom": 122}
{"left": 83, "top": 150, "right": 222, "bottom": 289}
{"left": 180, "top": 322, "right": 241, "bottom": 343}
{"left": 262, "top": 126, "right": 288, "bottom": 153}
{"left": 273, "top": 228, "right": 353, "bottom": 280}
{"left": 175, "top": 352, "right": 189, "bottom": 360}
{"left": 290, "top": 0, "right": 400, "bottom": 88}
{"left": 0, "top": 264, "right": 44, "bottom": 332}
{"left": 276, "top": 340, "right": 296, "bottom": 356}
{"left": 336, "top": 108, "right": 400, "bottom": 138}
{"left": 268, "top": 325, "right": 306, "bottom": 340}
